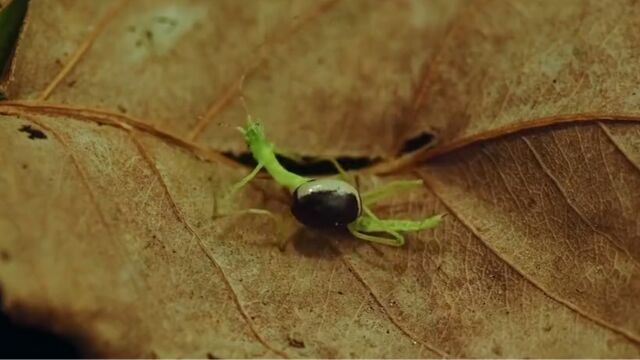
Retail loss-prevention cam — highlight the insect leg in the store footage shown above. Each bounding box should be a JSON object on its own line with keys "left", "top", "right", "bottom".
{"left": 229, "top": 163, "right": 263, "bottom": 195}
{"left": 347, "top": 205, "right": 405, "bottom": 246}
{"left": 347, "top": 223, "right": 405, "bottom": 247}
{"left": 356, "top": 214, "right": 444, "bottom": 233}
{"left": 212, "top": 207, "right": 287, "bottom": 249}
{"left": 212, "top": 163, "right": 263, "bottom": 218}
{"left": 361, "top": 179, "right": 424, "bottom": 206}
{"left": 328, "top": 158, "right": 356, "bottom": 185}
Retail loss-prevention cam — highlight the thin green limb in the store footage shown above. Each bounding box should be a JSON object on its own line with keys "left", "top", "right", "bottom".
{"left": 362, "top": 179, "right": 424, "bottom": 205}
{"left": 362, "top": 205, "right": 404, "bottom": 240}
{"left": 241, "top": 119, "right": 309, "bottom": 192}
{"left": 239, "top": 209, "right": 289, "bottom": 250}
{"left": 212, "top": 207, "right": 287, "bottom": 248}
{"left": 346, "top": 205, "right": 406, "bottom": 246}
{"left": 212, "top": 163, "right": 262, "bottom": 217}
{"left": 347, "top": 225, "right": 405, "bottom": 247}
{"left": 213, "top": 207, "right": 275, "bottom": 220}
{"left": 362, "top": 204, "right": 380, "bottom": 220}
{"left": 353, "top": 213, "right": 444, "bottom": 233}
{"left": 328, "top": 158, "right": 355, "bottom": 184}
{"left": 229, "top": 163, "right": 263, "bottom": 195}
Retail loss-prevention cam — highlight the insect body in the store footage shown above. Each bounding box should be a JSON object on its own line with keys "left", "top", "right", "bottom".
{"left": 234, "top": 119, "right": 442, "bottom": 247}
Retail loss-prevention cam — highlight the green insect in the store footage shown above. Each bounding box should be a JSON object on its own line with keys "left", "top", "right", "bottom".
{"left": 224, "top": 118, "right": 443, "bottom": 247}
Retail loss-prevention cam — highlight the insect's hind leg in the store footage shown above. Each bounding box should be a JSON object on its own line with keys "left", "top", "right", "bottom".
{"left": 347, "top": 223, "right": 405, "bottom": 247}
{"left": 361, "top": 179, "right": 424, "bottom": 206}
{"left": 212, "top": 206, "right": 289, "bottom": 249}
{"left": 328, "top": 158, "right": 357, "bottom": 185}
{"left": 328, "top": 158, "right": 424, "bottom": 206}
{"left": 345, "top": 205, "right": 405, "bottom": 247}
{"left": 212, "top": 163, "right": 289, "bottom": 248}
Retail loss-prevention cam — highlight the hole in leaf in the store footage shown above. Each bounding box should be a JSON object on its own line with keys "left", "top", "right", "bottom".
{"left": 399, "top": 131, "right": 435, "bottom": 154}
{"left": 226, "top": 152, "right": 374, "bottom": 176}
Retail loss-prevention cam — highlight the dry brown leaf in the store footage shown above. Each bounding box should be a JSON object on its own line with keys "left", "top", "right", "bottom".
{"left": 0, "top": 0, "right": 639, "bottom": 358}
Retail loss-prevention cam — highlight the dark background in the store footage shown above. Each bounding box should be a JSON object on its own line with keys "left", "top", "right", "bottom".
{"left": 0, "top": 309, "right": 79, "bottom": 358}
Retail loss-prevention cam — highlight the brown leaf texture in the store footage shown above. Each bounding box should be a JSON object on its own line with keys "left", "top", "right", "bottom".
{"left": 1, "top": 0, "right": 639, "bottom": 358}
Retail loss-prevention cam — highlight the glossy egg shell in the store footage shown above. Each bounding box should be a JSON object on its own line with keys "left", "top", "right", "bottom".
{"left": 291, "top": 179, "right": 361, "bottom": 228}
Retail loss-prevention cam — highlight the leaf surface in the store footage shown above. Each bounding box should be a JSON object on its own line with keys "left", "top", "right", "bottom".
{"left": 0, "top": 0, "right": 639, "bottom": 357}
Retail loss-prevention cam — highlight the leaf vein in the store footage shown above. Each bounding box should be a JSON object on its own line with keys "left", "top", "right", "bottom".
{"left": 333, "top": 244, "right": 450, "bottom": 358}
{"left": 522, "top": 136, "right": 640, "bottom": 267}
{"left": 420, "top": 171, "right": 640, "bottom": 345}
{"left": 38, "top": 0, "right": 130, "bottom": 101}
{"left": 129, "top": 133, "right": 288, "bottom": 358}
{"left": 187, "top": 0, "right": 341, "bottom": 141}
{"left": 598, "top": 122, "right": 640, "bottom": 174}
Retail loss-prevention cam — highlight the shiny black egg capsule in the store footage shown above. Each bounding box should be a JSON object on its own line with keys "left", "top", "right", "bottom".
{"left": 291, "top": 179, "right": 362, "bottom": 228}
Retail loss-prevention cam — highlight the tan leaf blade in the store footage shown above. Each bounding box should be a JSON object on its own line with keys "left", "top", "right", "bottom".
{"left": 1, "top": 0, "right": 640, "bottom": 358}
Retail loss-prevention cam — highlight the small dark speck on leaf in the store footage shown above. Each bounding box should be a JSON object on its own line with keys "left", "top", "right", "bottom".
{"left": 206, "top": 352, "right": 219, "bottom": 359}
{"left": 288, "top": 336, "right": 305, "bottom": 349}
{"left": 66, "top": 80, "right": 76, "bottom": 87}
{"left": 337, "top": 290, "right": 343, "bottom": 295}
{"left": 145, "top": 30, "right": 153, "bottom": 40}
{"left": 117, "top": 105, "right": 127, "bottom": 113}
{"left": 21, "top": 164, "right": 27, "bottom": 169}
{"left": 0, "top": 250, "right": 9, "bottom": 262}
{"left": 18, "top": 125, "right": 47, "bottom": 140}
{"left": 492, "top": 344, "right": 503, "bottom": 356}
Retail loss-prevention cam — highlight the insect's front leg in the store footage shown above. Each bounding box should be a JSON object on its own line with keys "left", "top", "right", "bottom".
{"left": 229, "top": 163, "right": 263, "bottom": 195}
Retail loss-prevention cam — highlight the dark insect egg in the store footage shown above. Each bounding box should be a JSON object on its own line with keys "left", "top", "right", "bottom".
{"left": 291, "top": 179, "right": 362, "bottom": 228}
